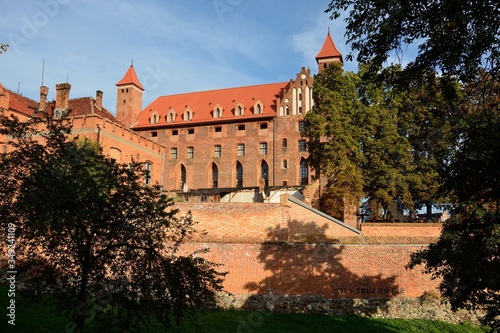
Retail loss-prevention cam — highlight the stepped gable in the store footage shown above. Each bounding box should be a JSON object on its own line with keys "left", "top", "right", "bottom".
{"left": 133, "top": 81, "right": 288, "bottom": 129}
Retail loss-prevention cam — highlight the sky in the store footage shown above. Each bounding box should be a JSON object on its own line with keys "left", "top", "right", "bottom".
{"left": 0, "top": 0, "right": 358, "bottom": 113}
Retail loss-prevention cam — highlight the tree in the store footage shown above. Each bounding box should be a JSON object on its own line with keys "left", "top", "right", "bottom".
{"left": 305, "top": 63, "right": 417, "bottom": 221}
{"left": 356, "top": 64, "right": 416, "bottom": 220}
{"left": 0, "top": 114, "right": 225, "bottom": 332}
{"left": 396, "top": 72, "right": 462, "bottom": 219}
{"left": 326, "top": 1, "right": 500, "bottom": 328}
{"left": 409, "top": 72, "right": 500, "bottom": 330}
{"left": 304, "top": 63, "right": 365, "bottom": 219}
{"left": 326, "top": 0, "right": 500, "bottom": 82}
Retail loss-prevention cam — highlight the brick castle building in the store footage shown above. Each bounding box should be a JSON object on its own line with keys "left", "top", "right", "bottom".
{"left": 123, "top": 32, "right": 343, "bottom": 200}
{"left": 1, "top": 32, "right": 348, "bottom": 217}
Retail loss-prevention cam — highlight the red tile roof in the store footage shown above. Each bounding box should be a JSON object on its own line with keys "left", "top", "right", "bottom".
{"left": 315, "top": 32, "right": 342, "bottom": 61}
{"left": 1, "top": 85, "right": 117, "bottom": 123}
{"left": 116, "top": 65, "right": 144, "bottom": 91}
{"left": 5, "top": 88, "right": 38, "bottom": 116}
{"left": 134, "top": 81, "right": 289, "bottom": 129}
{"left": 65, "top": 97, "right": 118, "bottom": 122}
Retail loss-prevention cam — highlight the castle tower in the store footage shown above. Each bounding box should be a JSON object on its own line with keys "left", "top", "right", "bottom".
{"left": 116, "top": 64, "right": 144, "bottom": 128}
{"left": 315, "top": 31, "right": 343, "bottom": 73}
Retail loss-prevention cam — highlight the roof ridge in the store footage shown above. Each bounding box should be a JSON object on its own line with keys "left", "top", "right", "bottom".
{"left": 158, "top": 81, "right": 289, "bottom": 98}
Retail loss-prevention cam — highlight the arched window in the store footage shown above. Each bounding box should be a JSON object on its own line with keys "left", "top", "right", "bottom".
{"left": 261, "top": 160, "right": 269, "bottom": 187}
{"left": 212, "top": 163, "right": 218, "bottom": 188}
{"left": 235, "top": 104, "right": 244, "bottom": 116}
{"left": 300, "top": 158, "right": 308, "bottom": 185}
{"left": 236, "top": 162, "right": 243, "bottom": 188}
{"left": 167, "top": 110, "right": 176, "bottom": 122}
{"left": 150, "top": 113, "right": 159, "bottom": 124}
{"left": 214, "top": 107, "right": 222, "bottom": 118}
{"left": 184, "top": 110, "right": 192, "bottom": 121}
{"left": 255, "top": 103, "right": 262, "bottom": 114}
{"left": 180, "top": 164, "right": 187, "bottom": 189}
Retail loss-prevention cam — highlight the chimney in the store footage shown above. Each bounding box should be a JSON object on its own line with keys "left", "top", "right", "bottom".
{"left": 55, "top": 83, "right": 71, "bottom": 110}
{"left": 95, "top": 90, "right": 103, "bottom": 110}
{"left": 39, "top": 86, "right": 49, "bottom": 111}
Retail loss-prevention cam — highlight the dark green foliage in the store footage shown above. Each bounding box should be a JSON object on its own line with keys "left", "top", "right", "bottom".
{"left": 0, "top": 114, "right": 225, "bottom": 332}
{"left": 304, "top": 63, "right": 364, "bottom": 217}
{"left": 409, "top": 73, "right": 500, "bottom": 331}
{"left": 326, "top": 0, "right": 500, "bottom": 82}
{"left": 305, "top": 64, "right": 450, "bottom": 220}
{"left": 325, "top": 2, "right": 499, "bottom": 329}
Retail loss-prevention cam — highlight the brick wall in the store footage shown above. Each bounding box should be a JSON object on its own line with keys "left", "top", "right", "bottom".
{"left": 361, "top": 223, "right": 442, "bottom": 237}
{"left": 174, "top": 195, "right": 361, "bottom": 243}
{"left": 71, "top": 114, "right": 165, "bottom": 185}
{"left": 283, "top": 195, "right": 361, "bottom": 241}
{"left": 174, "top": 196, "right": 441, "bottom": 301}
{"left": 180, "top": 242, "right": 438, "bottom": 299}
{"left": 175, "top": 202, "right": 287, "bottom": 243}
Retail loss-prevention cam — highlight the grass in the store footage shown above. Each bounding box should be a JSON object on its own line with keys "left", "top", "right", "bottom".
{"left": 0, "top": 286, "right": 488, "bottom": 333}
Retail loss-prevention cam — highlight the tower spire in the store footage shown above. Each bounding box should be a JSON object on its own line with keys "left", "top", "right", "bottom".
{"left": 116, "top": 64, "right": 144, "bottom": 128}
{"left": 315, "top": 31, "right": 343, "bottom": 73}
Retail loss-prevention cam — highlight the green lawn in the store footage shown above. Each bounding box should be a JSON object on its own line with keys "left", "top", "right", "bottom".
{"left": 0, "top": 287, "right": 488, "bottom": 333}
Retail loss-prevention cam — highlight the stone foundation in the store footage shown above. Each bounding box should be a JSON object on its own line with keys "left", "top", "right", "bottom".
{"left": 216, "top": 293, "right": 483, "bottom": 326}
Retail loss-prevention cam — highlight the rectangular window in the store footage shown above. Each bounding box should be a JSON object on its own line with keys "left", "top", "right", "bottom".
{"left": 298, "top": 140, "right": 307, "bottom": 152}
{"left": 171, "top": 148, "right": 178, "bottom": 159}
{"left": 282, "top": 138, "right": 287, "bottom": 148}
{"left": 282, "top": 160, "right": 288, "bottom": 169}
{"left": 260, "top": 142, "right": 267, "bottom": 155}
{"left": 214, "top": 145, "right": 221, "bottom": 157}
{"left": 144, "top": 162, "right": 152, "bottom": 185}
{"left": 237, "top": 124, "right": 245, "bottom": 131}
{"left": 259, "top": 123, "right": 268, "bottom": 129}
{"left": 172, "top": 130, "right": 178, "bottom": 136}
{"left": 237, "top": 144, "right": 245, "bottom": 156}
{"left": 214, "top": 126, "right": 222, "bottom": 132}
{"left": 187, "top": 147, "right": 194, "bottom": 159}
{"left": 188, "top": 128, "right": 195, "bottom": 134}
{"left": 151, "top": 131, "right": 158, "bottom": 137}
{"left": 298, "top": 121, "right": 306, "bottom": 132}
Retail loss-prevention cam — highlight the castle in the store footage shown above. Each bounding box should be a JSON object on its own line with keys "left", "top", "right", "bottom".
{"left": 0, "top": 32, "right": 454, "bottom": 316}
{"left": 0, "top": 32, "right": 353, "bottom": 223}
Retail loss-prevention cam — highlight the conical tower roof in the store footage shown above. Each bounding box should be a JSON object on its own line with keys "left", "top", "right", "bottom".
{"left": 315, "top": 31, "right": 343, "bottom": 63}
{"left": 116, "top": 64, "right": 144, "bottom": 91}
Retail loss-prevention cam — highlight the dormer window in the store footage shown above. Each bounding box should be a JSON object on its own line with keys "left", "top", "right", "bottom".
{"left": 167, "top": 109, "right": 176, "bottom": 122}
{"left": 254, "top": 101, "right": 263, "bottom": 115}
{"left": 184, "top": 109, "right": 192, "bottom": 121}
{"left": 150, "top": 112, "right": 159, "bottom": 124}
{"left": 235, "top": 104, "right": 244, "bottom": 116}
{"left": 213, "top": 106, "right": 222, "bottom": 118}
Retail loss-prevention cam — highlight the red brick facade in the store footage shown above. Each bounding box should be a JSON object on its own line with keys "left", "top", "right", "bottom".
{"left": 132, "top": 67, "right": 316, "bottom": 192}
{"left": 173, "top": 195, "right": 440, "bottom": 299}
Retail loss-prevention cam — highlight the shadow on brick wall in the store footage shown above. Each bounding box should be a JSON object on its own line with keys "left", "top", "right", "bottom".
{"left": 242, "top": 220, "right": 400, "bottom": 316}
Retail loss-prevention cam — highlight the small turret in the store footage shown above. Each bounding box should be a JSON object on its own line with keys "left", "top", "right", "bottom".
{"left": 116, "top": 64, "right": 144, "bottom": 128}
{"left": 315, "top": 30, "right": 343, "bottom": 73}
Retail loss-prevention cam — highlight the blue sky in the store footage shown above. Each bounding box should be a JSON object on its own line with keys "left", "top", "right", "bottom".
{"left": 1, "top": 0, "right": 357, "bottom": 112}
